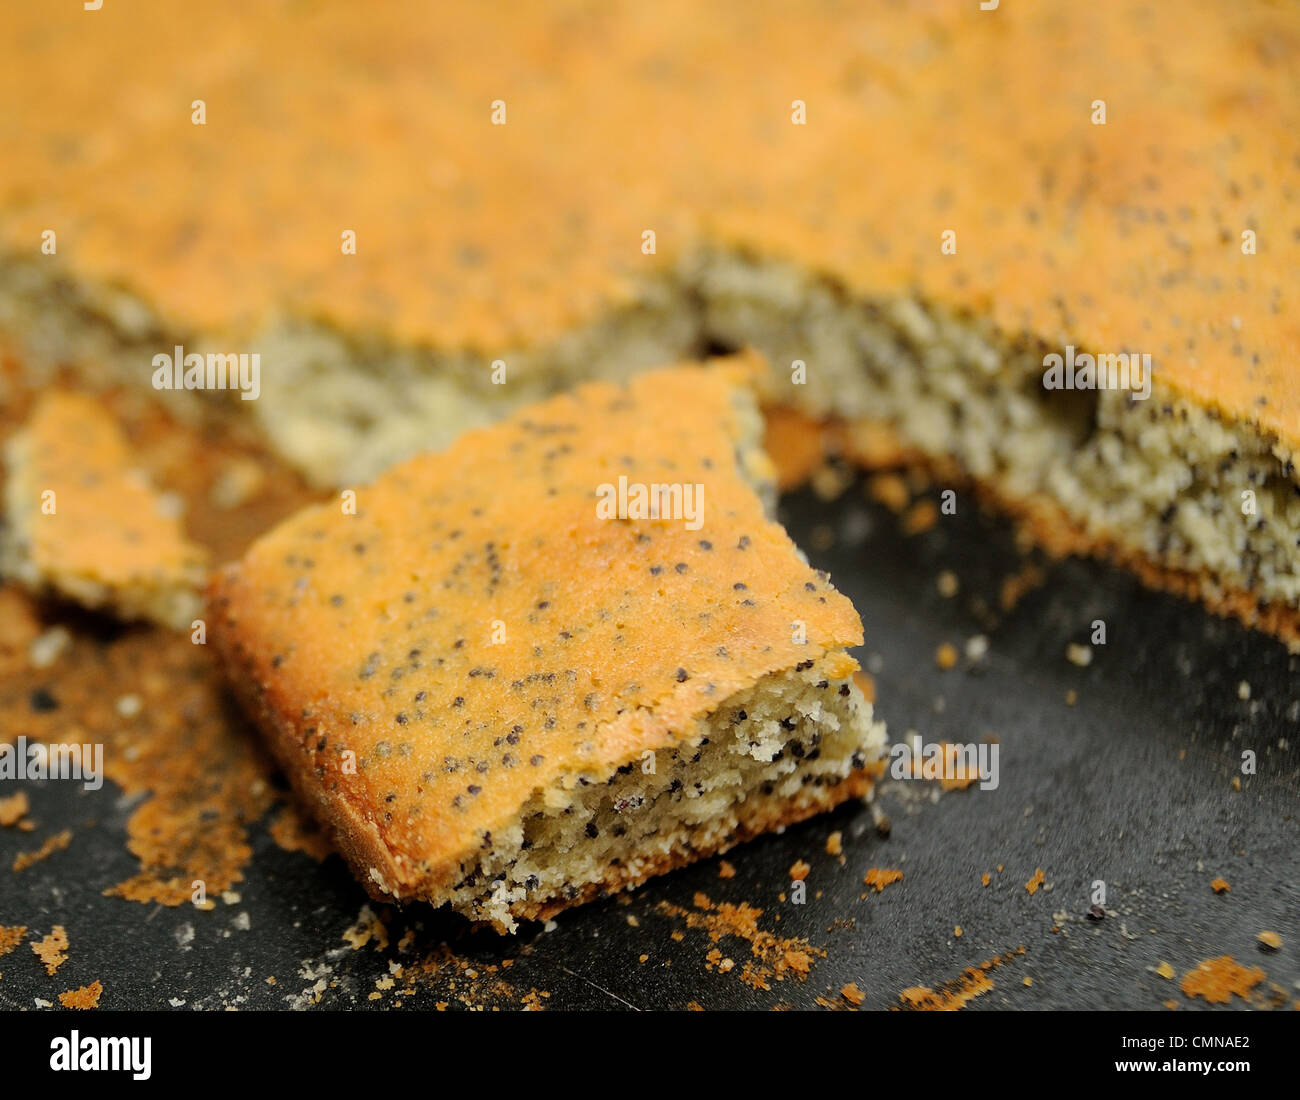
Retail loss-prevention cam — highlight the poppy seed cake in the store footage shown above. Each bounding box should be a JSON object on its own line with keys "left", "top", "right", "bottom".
{"left": 4, "top": 1, "right": 1298, "bottom": 648}
{"left": 209, "top": 363, "right": 885, "bottom": 931}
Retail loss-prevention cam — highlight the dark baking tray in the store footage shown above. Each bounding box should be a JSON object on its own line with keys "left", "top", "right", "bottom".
{"left": 2, "top": 476, "right": 1296, "bottom": 1010}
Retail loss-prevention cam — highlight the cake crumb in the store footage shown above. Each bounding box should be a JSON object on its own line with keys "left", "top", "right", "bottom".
{"left": 12, "top": 829, "right": 72, "bottom": 872}
{"left": 981, "top": 873, "right": 991, "bottom": 887}
{"left": 936, "top": 571, "right": 959, "bottom": 598}
{"left": 341, "top": 905, "right": 389, "bottom": 952}
{"left": 1064, "top": 689, "right": 1077, "bottom": 706}
{"left": 1256, "top": 931, "right": 1282, "bottom": 952}
{"left": 1179, "top": 956, "right": 1264, "bottom": 1004}
{"left": 867, "top": 473, "right": 909, "bottom": 514}
{"left": 1025, "top": 868, "right": 1045, "bottom": 895}
{"left": 841, "top": 982, "right": 865, "bottom": 1006}
{"left": 1210, "top": 877, "right": 1230, "bottom": 894}
{"left": 934, "top": 642, "right": 959, "bottom": 670}
{"left": 32, "top": 925, "right": 69, "bottom": 975}
{"left": 788, "top": 860, "right": 811, "bottom": 882}
{"left": 0, "top": 792, "right": 30, "bottom": 827}
{"left": 0, "top": 925, "right": 27, "bottom": 956}
{"left": 863, "top": 868, "right": 904, "bottom": 893}
{"left": 718, "top": 860, "right": 736, "bottom": 879}
{"left": 58, "top": 981, "right": 103, "bottom": 1010}
{"left": 657, "top": 893, "right": 823, "bottom": 990}
{"left": 897, "top": 946, "right": 1025, "bottom": 1011}
{"left": 1065, "top": 643, "right": 1092, "bottom": 667}
{"left": 901, "top": 499, "right": 938, "bottom": 535}
{"left": 825, "top": 832, "right": 843, "bottom": 857}
{"left": 1155, "top": 961, "right": 1176, "bottom": 979}
{"left": 954, "top": 926, "right": 963, "bottom": 937}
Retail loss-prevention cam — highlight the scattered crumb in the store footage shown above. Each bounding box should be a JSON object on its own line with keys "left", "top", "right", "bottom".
{"left": 0, "top": 925, "right": 27, "bottom": 956}
{"left": 1022, "top": 976, "right": 1032, "bottom": 987}
{"left": 1231, "top": 776, "right": 1241, "bottom": 791}
{"left": 1257, "top": 931, "right": 1282, "bottom": 952}
{"left": 718, "top": 860, "right": 736, "bottom": 879}
{"left": 867, "top": 473, "right": 909, "bottom": 513}
{"left": 638, "top": 954, "right": 648, "bottom": 964}
{"left": 1210, "top": 877, "right": 1230, "bottom": 894}
{"left": 863, "top": 868, "right": 904, "bottom": 893}
{"left": 32, "top": 926, "right": 69, "bottom": 975}
{"left": 897, "top": 947, "right": 1026, "bottom": 1011}
{"left": 840, "top": 982, "right": 865, "bottom": 1007}
{"left": 788, "top": 860, "right": 811, "bottom": 882}
{"left": 58, "top": 981, "right": 103, "bottom": 1010}
{"left": 901, "top": 498, "right": 938, "bottom": 535}
{"left": 0, "top": 791, "right": 30, "bottom": 827}
{"left": 810, "top": 463, "right": 852, "bottom": 503}
{"left": 964, "top": 635, "right": 988, "bottom": 662}
{"left": 954, "top": 926, "right": 963, "bottom": 937}
{"left": 341, "top": 905, "right": 389, "bottom": 952}
{"left": 13, "top": 829, "right": 72, "bottom": 872}
{"left": 936, "top": 571, "right": 958, "bottom": 598}
{"left": 1025, "top": 868, "right": 1045, "bottom": 895}
{"left": 626, "top": 915, "right": 639, "bottom": 928}
{"left": 981, "top": 873, "right": 991, "bottom": 887}
{"left": 1164, "top": 999, "right": 1179, "bottom": 1010}
{"left": 1179, "top": 956, "right": 1265, "bottom": 1004}
{"left": 1065, "top": 643, "right": 1092, "bottom": 668}
{"left": 656, "top": 893, "right": 823, "bottom": 991}
{"left": 1156, "top": 961, "right": 1176, "bottom": 980}
{"left": 998, "top": 562, "right": 1045, "bottom": 612}
{"left": 935, "top": 642, "right": 959, "bottom": 670}
{"left": 1064, "top": 689, "right": 1078, "bottom": 706}
{"left": 825, "top": 831, "right": 842, "bottom": 857}
{"left": 1237, "top": 680, "right": 1251, "bottom": 701}
{"left": 520, "top": 989, "right": 549, "bottom": 1011}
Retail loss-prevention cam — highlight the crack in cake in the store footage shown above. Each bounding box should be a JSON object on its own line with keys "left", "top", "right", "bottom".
{"left": 209, "top": 363, "right": 886, "bottom": 931}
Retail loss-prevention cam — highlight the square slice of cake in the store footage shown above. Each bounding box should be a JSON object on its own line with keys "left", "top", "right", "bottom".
{"left": 1, "top": 391, "right": 208, "bottom": 630}
{"left": 210, "top": 362, "right": 885, "bottom": 931}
